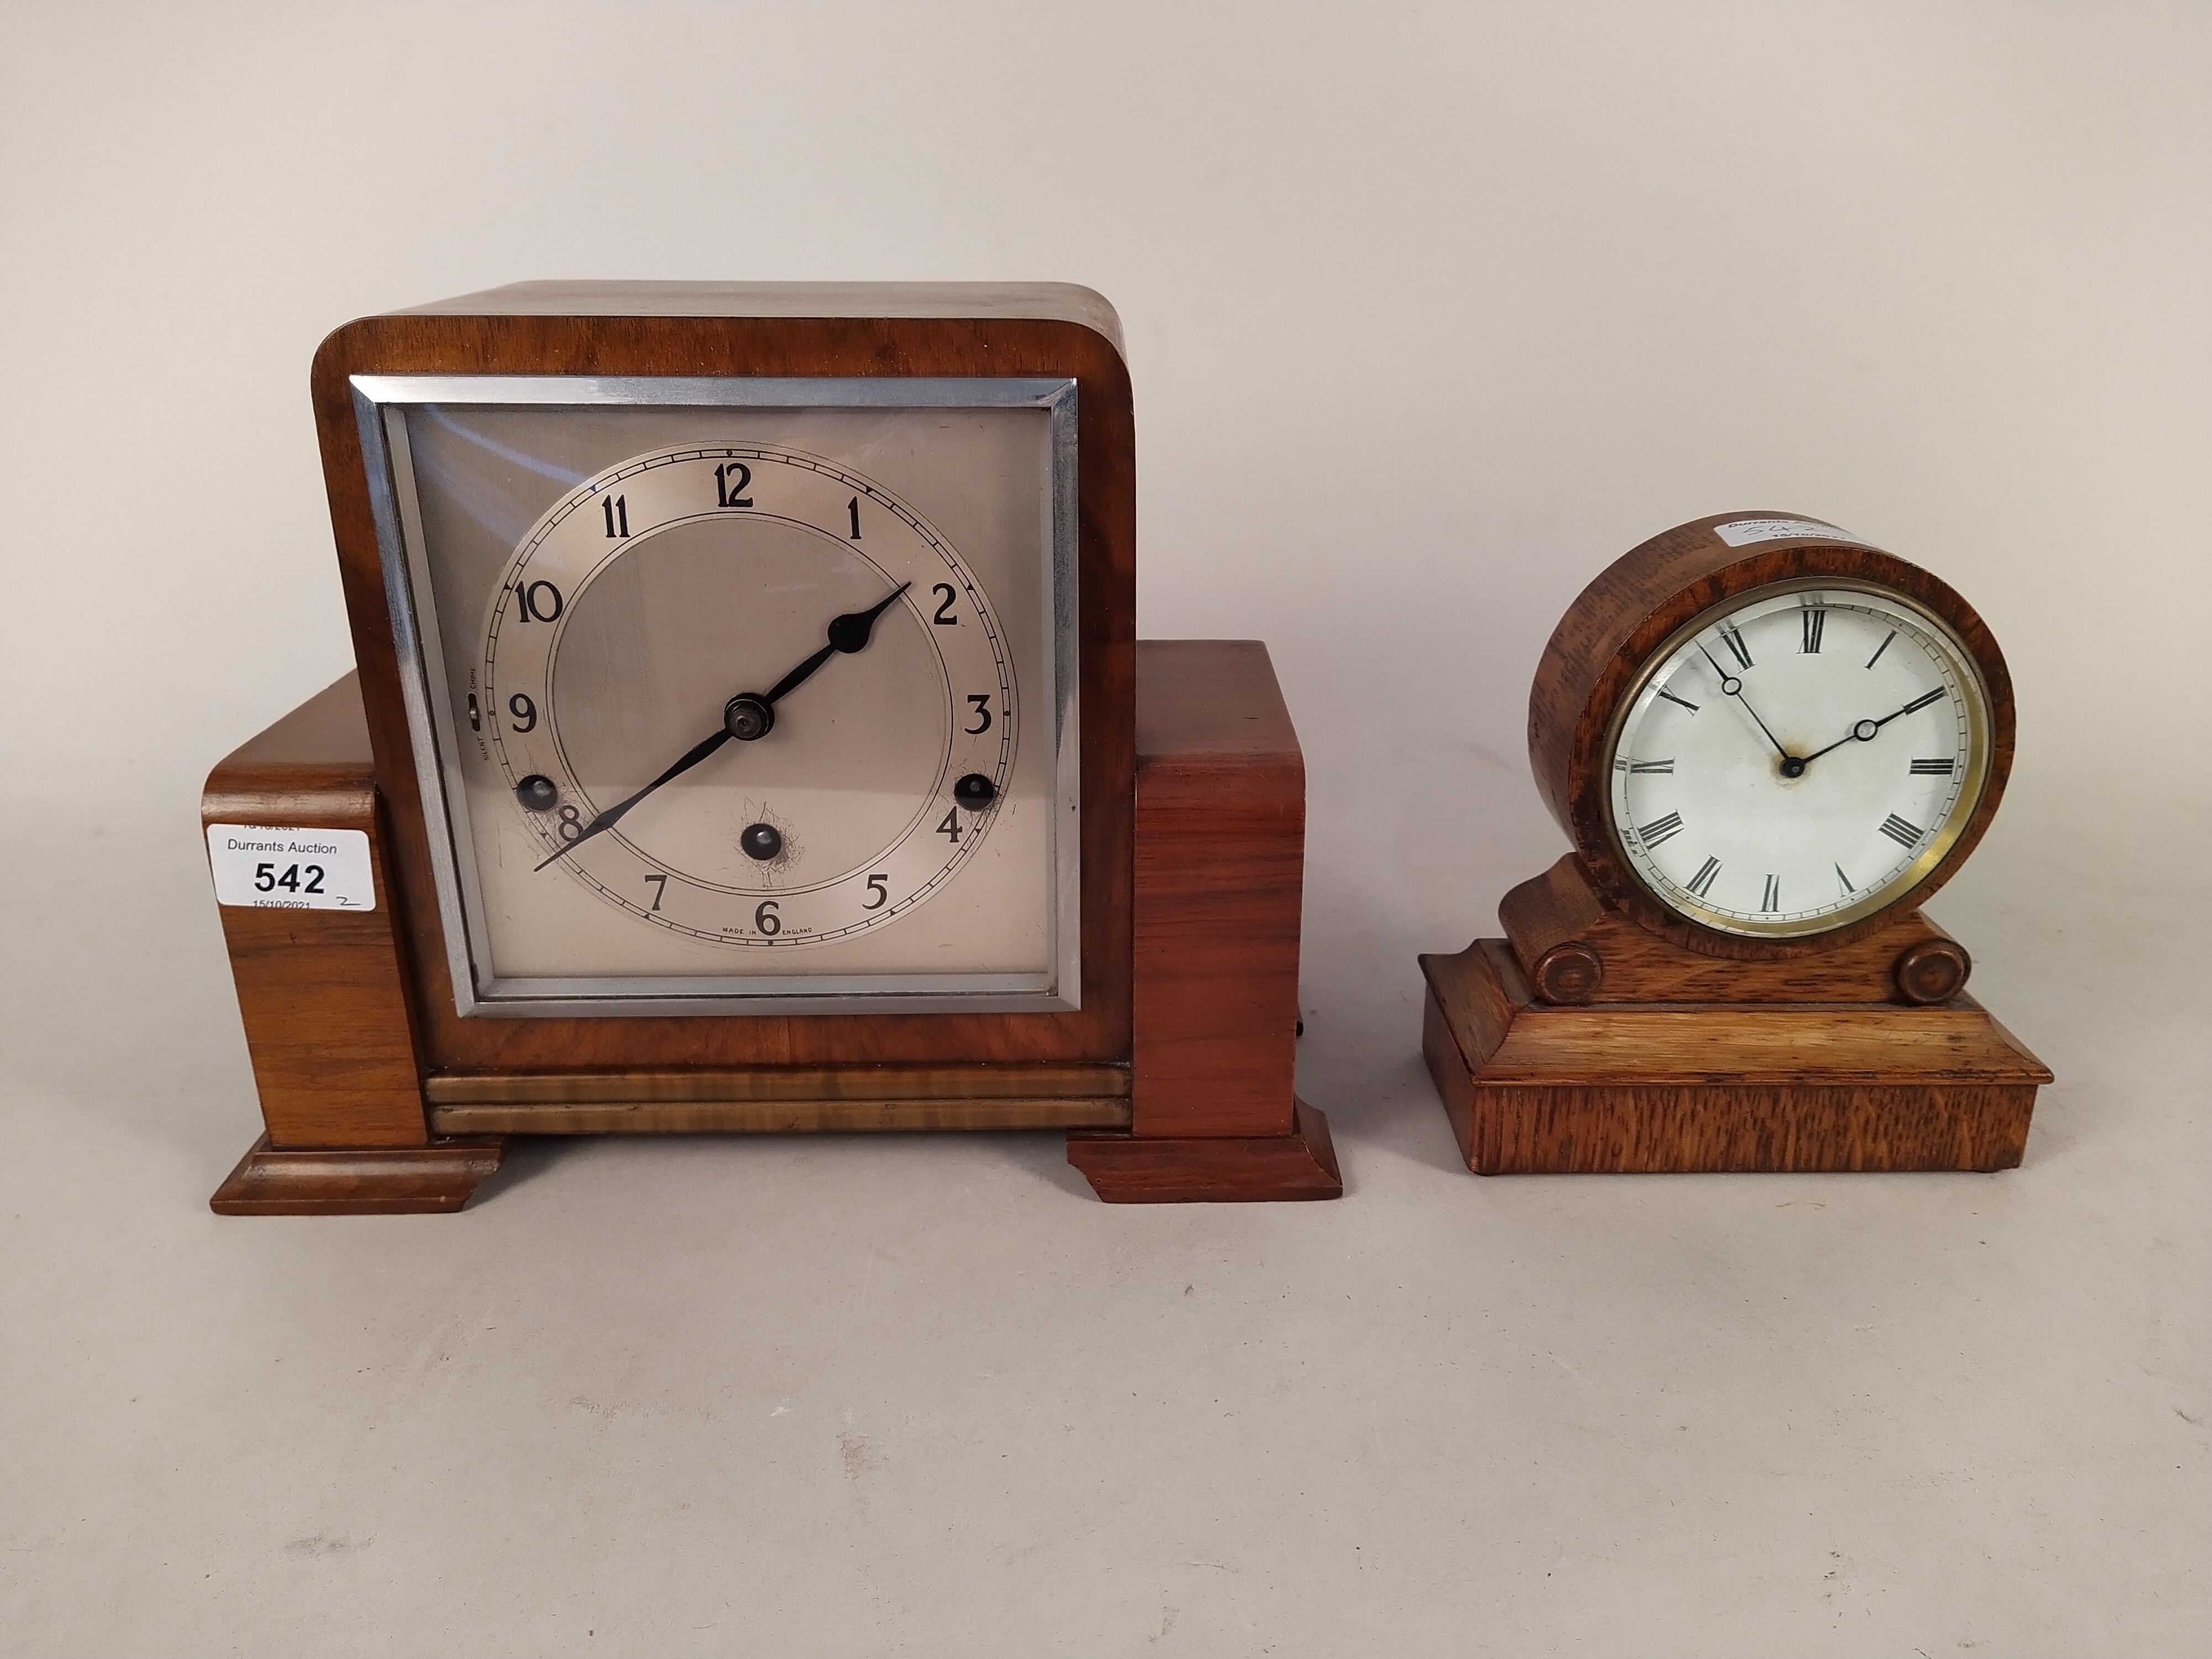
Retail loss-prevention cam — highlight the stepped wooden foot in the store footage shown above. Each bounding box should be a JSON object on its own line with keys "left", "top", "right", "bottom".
{"left": 210, "top": 1134, "right": 508, "bottom": 1215}
{"left": 1067, "top": 1099, "right": 1342, "bottom": 1202}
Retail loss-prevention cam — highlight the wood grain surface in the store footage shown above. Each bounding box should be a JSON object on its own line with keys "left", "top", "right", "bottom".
{"left": 214, "top": 285, "right": 1337, "bottom": 1208}
{"left": 431, "top": 1098, "right": 1129, "bottom": 1135}
{"left": 209, "top": 1134, "right": 504, "bottom": 1215}
{"left": 1067, "top": 1100, "right": 1342, "bottom": 1202}
{"left": 202, "top": 677, "right": 430, "bottom": 1150}
{"left": 1500, "top": 853, "right": 1965, "bottom": 1004}
{"left": 425, "top": 1062, "right": 1128, "bottom": 1105}
{"left": 1064, "top": 639, "right": 1337, "bottom": 1199}
{"left": 1526, "top": 513, "right": 2016, "bottom": 959}
{"left": 311, "top": 290, "right": 1136, "bottom": 1072}
{"left": 204, "top": 641, "right": 1331, "bottom": 1202}
{"left": 1129, "top": 640, "right": 1304, "bottom": 1138}
{"left": 1419, "top": 938, "right": 2049, "bottom": 1173}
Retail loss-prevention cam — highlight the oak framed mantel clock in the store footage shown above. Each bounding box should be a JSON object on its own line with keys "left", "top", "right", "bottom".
{"left": 1420, "top": 512, "right": 2051, "bottom": 1174}
{"left": 202, "top": 282, "right": 1339, "bottom": 1212}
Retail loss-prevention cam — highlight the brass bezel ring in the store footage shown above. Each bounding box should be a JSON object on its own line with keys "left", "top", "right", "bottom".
{"left": 1599, "top": 576, "right": 1993, "bottom": 941}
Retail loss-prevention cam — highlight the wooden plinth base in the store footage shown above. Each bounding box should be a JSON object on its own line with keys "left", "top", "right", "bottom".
{"left": 205, "top": 644, "right": 1335, "bottom": 1211}
{"left": 209, "top": 1135, "right": 508, "bottom": 1215}
{"left": 1420, "top": 940, "right": 2050, "bottom": 1175}
{"left": 1066, "top": 1100, "right": 1342, "bottom": 1202}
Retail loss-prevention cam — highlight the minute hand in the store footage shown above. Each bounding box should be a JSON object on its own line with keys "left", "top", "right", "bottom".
{"left": 1798, "top": 686, "right": 1947, "bottom": 769}
{"left": 533, "top": 581, "right": 912, "bottom": 872}
{"left": 532, "top": 726, "right": 734, "bottom": 870}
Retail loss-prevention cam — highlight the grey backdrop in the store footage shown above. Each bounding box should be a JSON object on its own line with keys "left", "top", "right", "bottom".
{"left": 3, "top": 4, "right": 2205, "bottom": 1655}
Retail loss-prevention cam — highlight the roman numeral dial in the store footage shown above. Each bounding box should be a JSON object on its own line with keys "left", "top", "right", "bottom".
{"left": 1605, "top": 582, "right": 1989, "bottom": 937}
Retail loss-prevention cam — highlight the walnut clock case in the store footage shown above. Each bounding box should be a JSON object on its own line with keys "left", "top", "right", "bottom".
{"left": 202, "top": 283, "right": 1339, "bottom": 1213}
{"left": 1420, "top": 513, "right": 2051, "bottom": 1175}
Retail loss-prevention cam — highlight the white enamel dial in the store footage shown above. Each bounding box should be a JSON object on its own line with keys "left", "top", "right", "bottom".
{"left": 1605, "top": 582, "right": 1991, "bottom": 938}
{"left": 482, "top": 444, "right": 1015, "bottom": 949}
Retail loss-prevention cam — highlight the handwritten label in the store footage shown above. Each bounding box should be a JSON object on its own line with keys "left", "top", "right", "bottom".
{"left": 1712, "top": 517, "right": 1864, "bottom": 547}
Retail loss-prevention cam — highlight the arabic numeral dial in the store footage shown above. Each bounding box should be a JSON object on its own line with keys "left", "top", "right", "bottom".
{"left": 472, "top": 444, "right": 1025, "bottom": 954}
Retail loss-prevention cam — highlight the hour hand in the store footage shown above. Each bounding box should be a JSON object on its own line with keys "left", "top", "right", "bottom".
{"left": 534, "top": 581, "right": 914, "bottom": 873}
{"left": 763, "top": 581, "right": 914, "bottom": 705}
{"left": 1697, "top": 643, "right": 1791, "bottom": 761}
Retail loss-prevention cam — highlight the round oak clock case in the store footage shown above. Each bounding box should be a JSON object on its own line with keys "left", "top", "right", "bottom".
{"left": 1418, "top": 512, "right": 2051, "bottom": 1175}
{"left": 200, "top": 283, "right": 1340, "bottom": 1212}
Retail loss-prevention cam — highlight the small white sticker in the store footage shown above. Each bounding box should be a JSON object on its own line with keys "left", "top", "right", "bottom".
{"left": 1713, "top": 517, "right": 1863, "bottom": 547}
{"left": 206, "top": 825, "right": 376, "bottom": 911}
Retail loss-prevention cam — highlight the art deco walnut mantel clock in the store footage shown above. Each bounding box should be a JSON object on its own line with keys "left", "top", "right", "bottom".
{"left": 200, "top": 283, "right": 1339, "bottom": 1212}
{"left": 1420, "top": 513, "right": 2051, "bottom": 1174}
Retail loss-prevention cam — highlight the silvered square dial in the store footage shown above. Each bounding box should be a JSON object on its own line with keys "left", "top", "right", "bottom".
{"left": 357, "top": 377, "right": 1079, "bottom": 1017}
{"left": 1604, "top": 581, "right": 1992, "bottom": 938}
{"left": 489, "top": 442, "right": 1015, "bottom": 942}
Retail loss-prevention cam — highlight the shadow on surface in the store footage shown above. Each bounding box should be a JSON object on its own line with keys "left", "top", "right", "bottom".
{"left": 984, "top": 1129, "right": 1098, "bottom": 1201}
{"left": 462, "top": 1134, "right": 577, "bottom": 1207}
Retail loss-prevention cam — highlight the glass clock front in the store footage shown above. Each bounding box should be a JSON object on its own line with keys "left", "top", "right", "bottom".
{"left": 1604, "top": 580, "right": 1992, "bottom": 939}
{"left": 356, "top": 377, "right": 1079, "bottom": 1016}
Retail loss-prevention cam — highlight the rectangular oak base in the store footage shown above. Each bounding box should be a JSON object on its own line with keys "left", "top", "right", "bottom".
{"left": 1420, "top": 940, "right": 2051, "bottom": 1175}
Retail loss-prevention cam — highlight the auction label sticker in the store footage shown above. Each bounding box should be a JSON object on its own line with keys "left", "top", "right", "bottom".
{"left": 206, "top": 825, "right": 375, "bottom": 911}
{"left": 1713, "top": 517, "right": 1864, "bottom": 547}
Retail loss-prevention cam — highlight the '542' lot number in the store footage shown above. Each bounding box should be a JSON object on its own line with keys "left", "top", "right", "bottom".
{"left": 206, "top": 825, "right": 377, "bottom": 912}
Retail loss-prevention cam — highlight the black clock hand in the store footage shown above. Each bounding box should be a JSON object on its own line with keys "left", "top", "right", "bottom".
{"left": 1796, "top": 687, "right": 1946, "bottom": 770}
{"left": 534, "top": 581, "right": 914, "bottom": 872}
{"left": 533, "top": 726, "right": 733, "bottom": 870}
{"left": 1697, "top": 643, "right": 1792, "bottom": 761}
{"left": 759, "top": 581, "right": 914, "bottom": 706}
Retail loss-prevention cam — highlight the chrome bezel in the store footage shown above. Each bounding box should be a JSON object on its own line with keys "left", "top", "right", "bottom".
{"left": 353, "top": 374, "right": 1081, "bottom": 1018}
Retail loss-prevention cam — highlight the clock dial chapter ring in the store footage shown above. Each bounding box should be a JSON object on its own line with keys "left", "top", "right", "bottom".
{"left": 482, "top": 445, "right": 1017, "bottom": 950}
{"left": 1600, "top": 578, "right": 1992, "bottom": 941}
{"left": 1536, "top": 521, "right": 2017, "bottom": 961}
